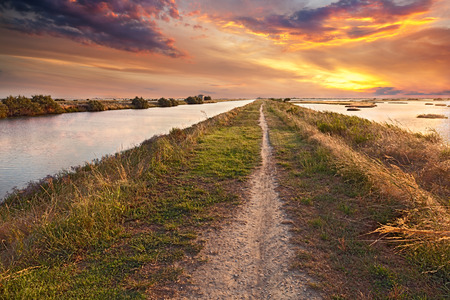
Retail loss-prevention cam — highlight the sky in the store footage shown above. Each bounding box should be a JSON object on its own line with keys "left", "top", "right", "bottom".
{"left": 0, "top": 0, "right": 449, "bottom": 99}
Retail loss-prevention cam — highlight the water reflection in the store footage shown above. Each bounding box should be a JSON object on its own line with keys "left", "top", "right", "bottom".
{"left": 295, "top": 101, "right": 449, "bottom": 142}
{"left": 0, "top": 100, "right": 254, "bottom": 199}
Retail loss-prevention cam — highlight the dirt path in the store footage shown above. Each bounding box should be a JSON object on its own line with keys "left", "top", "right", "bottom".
{"left": 183, "top": 105, "right": 321, "bottom": 299}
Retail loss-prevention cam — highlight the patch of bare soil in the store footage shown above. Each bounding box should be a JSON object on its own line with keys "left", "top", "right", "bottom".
{"left": 181, "top": 105, "right": 321, "bottom": 299}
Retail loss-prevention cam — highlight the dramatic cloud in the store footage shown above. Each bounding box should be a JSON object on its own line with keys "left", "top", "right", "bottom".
{"left": 0, "top": 0, "right": 182, "bottom": 56}
{"left": 182, "top": 0, "right": 299, "bottom": 17}
{"left": 205, "top": 0, "right": 436, "bottom": 47}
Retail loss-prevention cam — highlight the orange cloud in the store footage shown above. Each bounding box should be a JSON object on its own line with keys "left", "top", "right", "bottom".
{"left": 298, "top": 27, "right": 450, "bottom": 95}
{"left": 201, "top": 0, "right": 438, "bottom": 48}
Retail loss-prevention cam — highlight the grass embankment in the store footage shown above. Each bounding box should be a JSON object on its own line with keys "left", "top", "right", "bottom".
{"left": 0, "top": 102, "right": 262, "bottom": 298}
{"left": 264, "top": 101, "right": 449, "bottom": 298}
{"left": 1, "top": 99, "right": 448, "bottom": 298}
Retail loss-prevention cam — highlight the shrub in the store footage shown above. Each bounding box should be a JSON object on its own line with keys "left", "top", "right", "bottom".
{"left": 2, "top": 95, "right": 43, "bottom": 117}
{"left": 204, "top": 96, "right": 212, "bottom": 101}
{"left": 87, "top": 100, "right": 105, "bottom": 112}
{"left": 185, "top": 96, "right": 203, "bottom": 104}
{"left": 132, "top": 96, "right": 149, "bottom": 109}
{"left": 158, "top": 97, "right": 178, "bottom": 107}
{"left": 31, "top": 95, "right": 63, "bottom": 114}
{"left": 284, "top": 98, "right": 291, "bottom": 102}
{"left": 0, "top": 102, "right": 8, "bottom": 118}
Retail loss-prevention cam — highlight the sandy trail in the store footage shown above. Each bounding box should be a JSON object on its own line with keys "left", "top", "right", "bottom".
{"left": 183, "top": 105, "right": 321, "bottom": 299}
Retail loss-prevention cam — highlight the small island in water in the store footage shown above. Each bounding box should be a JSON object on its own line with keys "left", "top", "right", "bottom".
{"left": 417, "top": 113, "right": 448, "bottom": 119}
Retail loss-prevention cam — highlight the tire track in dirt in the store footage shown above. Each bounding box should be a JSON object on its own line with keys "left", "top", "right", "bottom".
{"left": 183, "top": 104, "right": 321, "bottom": 299}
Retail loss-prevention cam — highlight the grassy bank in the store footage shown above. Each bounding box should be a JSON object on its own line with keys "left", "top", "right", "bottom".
{"left": 264, "top": 101, "right": 449, "bottom": 298}
{"left": 0, "top": 102, "right": 262, "bottom": 298}
{"left": 1, "top": 99, "right": 448, "bottom": 298}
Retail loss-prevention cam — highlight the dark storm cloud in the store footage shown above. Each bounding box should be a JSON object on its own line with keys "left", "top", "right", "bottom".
{"left": 0, "top": 0, "right": 183, "bottom": 56}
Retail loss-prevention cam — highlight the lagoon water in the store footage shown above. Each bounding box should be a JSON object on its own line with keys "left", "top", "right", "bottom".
{"left": 0, "top": 100, "right": 253, "bottom": 200}
{"left": 295, "top": 101, "right": 449, "bottom": 142}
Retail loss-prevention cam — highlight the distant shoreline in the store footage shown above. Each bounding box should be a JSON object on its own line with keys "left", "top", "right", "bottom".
{"left": 0, "top": 96, "right": 248, "bottom": 119}
{"left": 290, "top": 98, "right": 450, "bottom": 106}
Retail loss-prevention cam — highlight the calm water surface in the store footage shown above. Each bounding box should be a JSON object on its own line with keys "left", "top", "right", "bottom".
{"left": 0, "top": 100, "right": 253, "bottom": 199}
{"left": 295, "top": 101, "right": 449, "bottom": 142}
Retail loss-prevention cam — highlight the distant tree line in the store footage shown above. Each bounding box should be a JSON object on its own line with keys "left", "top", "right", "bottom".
{"left": 0, "top": 95, "right": 112, "bottom": 118}
{"left": 0, "top": 94, "right": 214, "bottom": 119}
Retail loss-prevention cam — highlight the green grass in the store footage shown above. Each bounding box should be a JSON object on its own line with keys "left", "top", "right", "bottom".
{"left": 0, "top": 101, "right": 262, "bottom": 299}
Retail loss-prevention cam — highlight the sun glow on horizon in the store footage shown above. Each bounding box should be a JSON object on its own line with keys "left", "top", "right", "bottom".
{"left": 256, "top": 58, "right": 389, "bottom": 91}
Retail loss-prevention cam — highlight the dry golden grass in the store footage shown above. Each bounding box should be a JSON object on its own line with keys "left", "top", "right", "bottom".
{"left": 268, "top": 101, "right": 449, "bottom": 277}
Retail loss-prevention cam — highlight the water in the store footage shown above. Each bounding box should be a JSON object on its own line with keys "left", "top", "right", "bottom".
{"left": 295, "top": 101, "right": 449, "bottom": 142}
{"left": 0, "top": 100, "right": 254, "bottom": 199}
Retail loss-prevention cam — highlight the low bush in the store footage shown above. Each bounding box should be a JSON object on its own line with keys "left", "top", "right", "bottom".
{"left": 31, "top": 95, "right": 63, "bottom": 114}
{"left": 132, "top": 96, "right": 150, "bottom": 109}
{"left": 158, "top": 98, "right": 178, "bottom": 107}
{"left": 87, "top": 100, "right": 106, "bottom": 112}
{"left": 185, "top": 96, "right": 203, "bottom": 104}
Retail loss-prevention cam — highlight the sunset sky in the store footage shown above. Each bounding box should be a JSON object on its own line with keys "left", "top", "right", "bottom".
{"left": 1, "top": 0, "right": 449, "bottom": 99}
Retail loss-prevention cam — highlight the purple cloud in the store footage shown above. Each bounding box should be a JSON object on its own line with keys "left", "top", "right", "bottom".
{"left": 374, "top": 87, "right": 450, "bottom": 96}
{"left": 0, "top": 0, "right": 183, "bottom": 57}
{"left": 405, "top": 90, "right": 450, "bottom": 96}
{"left": 375, "top": 87, "right": 404, "bottom": 95}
